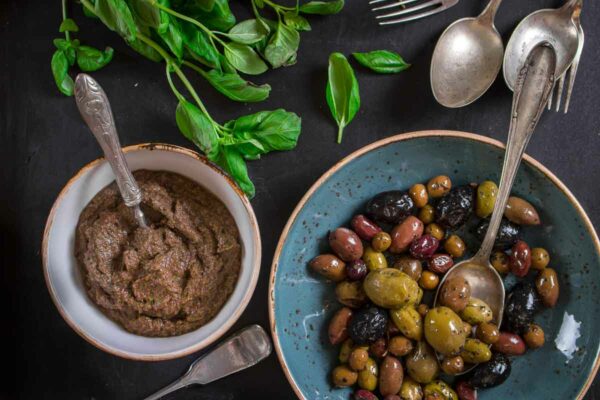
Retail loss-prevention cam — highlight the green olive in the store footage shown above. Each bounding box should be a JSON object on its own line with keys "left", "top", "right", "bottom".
{"left": 335, "top": 281, "right": 367, "bottom": 308}
{"left": 331, "top": 365, "right": 358, "bottom": 387}
{"left": 358, "top": 357, "right": 378, "bottom": 391}
{"left": 338, "top": 339, "right": 353, "bottom": 363}
{"left": 424, "top": 380, "right": 458, "bottom": 400}
{"left": 424, "top": 307, "right": 468, "bottom": 356}
{"left": 400, "top": 377, "right": 424, "bottom": 400}
{"left": 363, "top": 246, "right": 388, "bottom": 271}
{"left": 459, "top": 298, "right": 493, "bottom": 325}
{"left": 406, "top": 341, "right": 439, "bottom": 384}
{"left": 364, "top": 268, "right": 421, "bottom": 309}
{"left": 460, "top": 338, "right": 492, "bottom": 364}
{"left": 391, "top": 306, "right": 423, "bottom": 341}
{"left": 476, "top": 181, "right": 498, "bottom": 218}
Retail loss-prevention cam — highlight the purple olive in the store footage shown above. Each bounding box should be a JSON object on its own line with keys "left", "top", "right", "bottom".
{"left": 410, "top": 234, "right": 440, "bottom": 260}
{"left": 347, "top": 259, "right": 368, "bottom": 281}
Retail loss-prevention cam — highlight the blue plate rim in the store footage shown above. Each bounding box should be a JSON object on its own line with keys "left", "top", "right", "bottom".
{"left": 268, "top": 130, "right": 600, "bottom": 400}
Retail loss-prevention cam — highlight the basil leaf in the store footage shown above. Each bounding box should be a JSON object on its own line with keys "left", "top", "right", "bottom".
{"left": 283, "top": 12, "right": 311, "bottom": 31}
{"left": 128, "top": 0, "right": 169, "bottom": 33}
{"left": 231, "top": 109, "right": 301, "bottom": 151}
{"left": 94, "top": 0, "right": 138, "bottom": 41}
{"left": 299, "top": 0, "right": 344, "bottom": 15}
{"left": 180, "top": 21, "right": 220, "bottom": 69}
{"left": 326, "top": 52, "right": 360, "bottom": 143}
{"left": 53, "top": 38, "right": 77, "bottom": 65}
{"left": 204, "top": 69, "right": 271, "bottom": 102}
{"left": 51, "top": 50, "right": 74, "bottom": 96}
{"left": 216, "top": 147, "right": 255, "bottom": 197}
{"left": 158, "top": 17, "right": 184, "bottom": 59}
{"left": 255, "top": 0, "right": 265, "bottom": 8}
{"left": 127, "top": 37, "right": 163, "bottom": 62}
{"left": 173, "top": 0, "right": 236, "bottom": 32}
{"left": 176, "top": 100, "right": 220, "bottom": 159}
{"left": 224, "top": 42, "right": 268, "bottom": 75}
{"left": 264, "top": 22, "right": 300, "bottom": 68}
{"left": 76, "top": 46, "right": 114, "bottom": 71}
{"left": 353, "top": 50, "right": 411, "bottom": 74}
{"left": 59, "top": 18, "right": 79, "bottom": 33}
{"left": 226, "top": 19, "right": 268, "bottom": 45}
{"left": 83, "top": 1, "right": 99, "bottom": 18}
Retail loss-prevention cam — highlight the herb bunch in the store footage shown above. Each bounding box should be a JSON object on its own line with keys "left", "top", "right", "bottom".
{"left": 50, "top": 0, "right": 344, "bottom": 197}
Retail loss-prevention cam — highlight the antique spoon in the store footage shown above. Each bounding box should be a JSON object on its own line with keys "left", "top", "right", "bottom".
{"left": 430, "top": 0, "right": 503, "bottom": 108}
{"left": 144, "top": 325, "right": 272, "bottom": 400}
{"left": 74, "top": 73, "right": 148, "bottom": 228}
{"left": 503, "top": 0, "right": 581, "bottom": 91}
{"left": 434, "top": 44, "right": 556, "bottom": 358}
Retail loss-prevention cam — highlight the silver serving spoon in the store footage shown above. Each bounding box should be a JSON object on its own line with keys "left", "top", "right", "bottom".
{"left": 144, "top": 325, "right": 272, "bottom": 400}
{"left": 503, "top": 0, "right": 581, "bottom": 91}
{"left": 74, "top": 73, "right": 148, "bottom": 228}
{"left": 430, "top": 0, "right": 503, "bottom": 108}
{"left": 434, "top": 44, "right": 556, "bottom": 363}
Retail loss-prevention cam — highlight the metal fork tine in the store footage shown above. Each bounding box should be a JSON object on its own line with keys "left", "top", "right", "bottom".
{"left": 372, "top": 0, "right": 419, "bottom": 12}
{"left": 564, "top": 23, "right": 584, "bottom": 113}
{"left": 369, "top": 0, "right": 389, "bottom": 4}
{"left": 547, "top": 84, "right": 554, "bottom": 110}
{"left": 379, "top": 5, "right": 446, "bottom": 24}
{"left": 376, "top": 0, "right": 440, "bottom": 19}
{"left": 554, "top": 75, "right": 565, "bottom": 112}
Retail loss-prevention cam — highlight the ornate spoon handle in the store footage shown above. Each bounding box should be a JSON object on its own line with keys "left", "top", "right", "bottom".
{"left": 74, "top": 73, "right": 148, "bottom": 228}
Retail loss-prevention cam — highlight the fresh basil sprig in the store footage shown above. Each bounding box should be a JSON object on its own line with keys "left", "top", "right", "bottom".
{"left": 326, "top": 52, "right": 360, "bottom": 144}
{"left": 353, "top": 50, "right": 411, "bottom": 74}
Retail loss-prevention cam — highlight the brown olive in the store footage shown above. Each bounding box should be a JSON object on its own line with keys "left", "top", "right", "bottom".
{"left": 329, "top": 227, "right": 364, "bottom": 261}
{"left": 309, "top": 254, "right": 346, "bottom": 282}
{"left": 490, "top": 251, "right": 510, "bottom": 275}
{"left": 388, "top": 336, "right": 413, "bottom": 357}
{"left": 332, "top": 365, "right": 358, "bottom": 387}
{"left": 476, "top": 322, "right": 500, "bottom": 345}
{"left": 417, "top": 303, "right": 430, "bottom": 317}
{"left": 531, "top": 247, "right": 550, "bottom": 270}
{"left": 380, "top": 355, "right": 404, "bottom": 396}
{"left": 406, "top": 341, "right": 439, "bottom": 384}
{"left": 393, "top": 256, "right": 423, "bottom": 281}
{"left": 427, "top": 175, "right": 452, "bottom": 198}
{"left": 335, "top": 281, "right": 368, "bottom": 308}
{"left": 536, "top": 268, "right": 559, "bottom": 307}
{"left": 410, "top": 183, "right": 429, "bottom": 208}
{"left": 438, "top": 276, "right": 471, "bottom": 313}
{"left": 419, "top": 271, "right": 439, "bottom": 290}
{"left": 418, "top": 204, "right": 436, "bottom": 224}
{"left": 444, "top": 235, "right": 466, "bottom": 258}
{"left": 349, "top": 347, "right": 370, "bottom": 371}
{"left": 370, "top": 337, "right": 388, "bottom": 359}
{"left": 523, "top": 324, "right": 545, "bottom": 349}
{"left": 428, "top": 254, "right": 454, "bottom": 274}
{"left": 425, "top": 223, "right": 445, "bottom": 241}
{"left": 509, "top": 240, "right": 531, "bottom": 277}
{"left": 352, "top": 214, "right": 383, "bottom": 241}
{"left": 505, "top": 196, "right": 541, "bottom": 225}
{"left": 329, "top": 307, "right": 353, "bottom": 345}
{"left": 441, "top": 356, "right": 465, "bottom": 375}
{"left": 372, "top": 231, "right": 393, "bottom": 252}
{"left": 492, "top": 332, "right": 526, "bottom": 355}
{"left": 390, "top": 216, "right": 424, "bottom": 254}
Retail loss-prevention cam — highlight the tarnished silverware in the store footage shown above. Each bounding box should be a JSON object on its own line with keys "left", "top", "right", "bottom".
{"left": 370, "top": 0, "right": 459, "bottom": 26}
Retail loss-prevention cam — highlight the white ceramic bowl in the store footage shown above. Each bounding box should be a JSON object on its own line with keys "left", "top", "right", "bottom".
{"left": 42, "top": 143, "right": 261, "bottom": 361}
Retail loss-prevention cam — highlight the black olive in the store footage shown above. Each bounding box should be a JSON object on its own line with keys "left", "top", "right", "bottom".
{"left": 470, "top": 353, "right": 512, "bottom": 389}
{"left": 503, "top": 282, "right": 541, "bottom": 334}
{"left": 435, "top": 186, "right": 475, "bottom": 229}
{"left": 366, "top": 191, "right": 415, "bottom": 225}
{"left": 348, "top": 306, "right": 388, "bottom": 345}
{"left": 475, "top": 218, "right": 521, "bottom": 249}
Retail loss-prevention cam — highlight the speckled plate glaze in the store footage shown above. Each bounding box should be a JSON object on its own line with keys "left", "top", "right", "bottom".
{"left": 269, "top": 131, "right": 600, "bottom": 400}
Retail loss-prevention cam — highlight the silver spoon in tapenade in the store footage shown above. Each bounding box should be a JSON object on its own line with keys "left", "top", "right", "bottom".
{"left": 74, "top": 73, "right": 148, "bottom": 228}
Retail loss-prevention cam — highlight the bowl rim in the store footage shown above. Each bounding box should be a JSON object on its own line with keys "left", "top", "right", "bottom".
{"left": 268, "top": 130, "right": 600, "bottom": 400}
{"left": 41, "top": 143, "right": 262, "bottom": 361}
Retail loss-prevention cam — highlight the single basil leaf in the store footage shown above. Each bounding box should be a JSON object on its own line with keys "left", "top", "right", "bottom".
{"left": 76, "top": 46, "right": 114, "bottom": 71}
{"left": 264, "top": 22, "right": 300, "bottom": 68}
{"left": 176, "top": 100, "right": 220, "bottom": 159}
{"left": 216, "top": 147, "right": 255, "bottom": 197}
{"left": 59, "top": 18, "right": 79, "bottom": 33}
{"left": 51, "top": 50, "right": 74, "bottom": 96}
{"left": 204, "top": 69, "right": 271, "bottom": 102}
{"left": 127, "top": 37, "right": 163, "bottom": 61}
{"left": 158, "top": 17, "right": 184, "bottom": 59}
{"left": 326, "top": 52, "right": 360, "bottom": 143}
{"left": 299, "top": 0, "right": 344, "bottom": 15}
{"left": 226, "top": 19, "right": 268, "bottom": 45}
{"left": 128, "top": 0, "right": 169, "bottom": 33}
{"left": 94, "top": 0, "right": 138, "bottom": 41}
{"left": 353, "top": 50, "right": 411, "bottom": 74}
{"left": 224, "top": 42, "right": 268, "bottom": 75}
{"left": 232, "top": 109, "right": 301, "bottom": 151}
{"left": 283, "top": 12, "right": 311, "bottom": 31}
{"left": 180, "top": 21, "right": 220, "bottom": 69}
{"left": 217, "top": 54, "right": 237, "bottom": 74}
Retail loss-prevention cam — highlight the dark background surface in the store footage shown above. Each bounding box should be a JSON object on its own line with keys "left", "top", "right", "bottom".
{"left": 2, "top": 0, "right": 600, "bottom": 399}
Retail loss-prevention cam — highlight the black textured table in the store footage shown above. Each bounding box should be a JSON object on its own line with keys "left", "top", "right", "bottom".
{"left": 3, "top": 0, "right": 600, "bottom": 399}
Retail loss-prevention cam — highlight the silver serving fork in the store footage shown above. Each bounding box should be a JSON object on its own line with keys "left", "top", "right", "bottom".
{"left": 370, "top": 0, "right": 460, "bottom": 25}
{"left": 548, "top": 1, "right": 584, "bottom": 113}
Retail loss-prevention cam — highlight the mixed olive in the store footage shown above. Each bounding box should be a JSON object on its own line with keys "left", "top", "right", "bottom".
{"left": 308, "top": 175, "right": 561, "bottom": 399}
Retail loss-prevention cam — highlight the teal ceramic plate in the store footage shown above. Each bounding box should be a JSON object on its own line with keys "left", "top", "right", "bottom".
{"left": 269, "top": 131, "right": 600, "bottom": 400}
